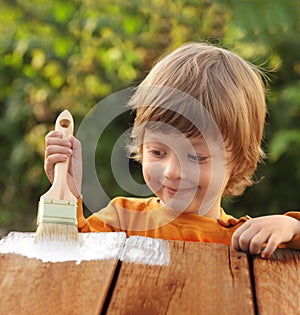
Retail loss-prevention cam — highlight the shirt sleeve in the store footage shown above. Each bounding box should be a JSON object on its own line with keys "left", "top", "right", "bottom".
{"left": 76, "top": 196, "right": 118, "bottom": 233}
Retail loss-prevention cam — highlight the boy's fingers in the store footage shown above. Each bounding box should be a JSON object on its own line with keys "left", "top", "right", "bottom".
{"left": 233, "top": 227, "right": 279, "bottom": 258}
{"left": 45, "top": 153, "right": 68, "bottom": 167}
{"left": 232, "top": 232, "right": 252, "bottom": 252}
{"left": 45, "top": 130, "right": 63, "bottom": 139}
{"left": 232, "top": 222, "right": 258, "bottom": 251}
{"left": 45, "top": 132, "right": 74, "bottom": 149}
{"left": 45, "top": 137, "right": 72, "bottom": 148}
{"left": 232, "top": 231, "right": 242, "bottom": 251}
{"left": 261, "top": 235, "right": 280, "bottom": 259}
{"left": 232, "top": 233, "right": 240, "bottom": 251}
{"left": 232, "top": 224, "right": 269, "bottom": 254}
{"left": 248, "top": 233, "right": 267, "bottom": 255}
{"left": 45, "top": 145, "right": 72, "bottom": 158}
{"left": 232, "top": 223, "right": 250, "bottom": 249}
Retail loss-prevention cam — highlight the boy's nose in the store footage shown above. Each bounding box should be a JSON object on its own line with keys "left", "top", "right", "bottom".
{"left": 163, "top": 154, "right": 182, "bottom": 180}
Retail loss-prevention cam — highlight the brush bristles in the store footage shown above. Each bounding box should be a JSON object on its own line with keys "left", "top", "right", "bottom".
{"left": 35, "top": 223, "right": 79, "bottom": 243}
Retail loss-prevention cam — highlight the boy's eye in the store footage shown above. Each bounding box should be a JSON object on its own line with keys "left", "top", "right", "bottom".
{"left": 188, "top": 154, "right": 208, "bottom": 163}
{"left": 146, "top": 145, "right": 167, "bottom": 157}
{"left": 151, "top": 149, "right": 166, "bottom": 157}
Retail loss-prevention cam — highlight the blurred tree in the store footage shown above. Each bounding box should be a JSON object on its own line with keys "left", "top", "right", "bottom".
{"left": 219, "top": 0, "right": 300, "bottom": 216}
{"left": 0, "top": 0, "right": 299, "bottom": 233}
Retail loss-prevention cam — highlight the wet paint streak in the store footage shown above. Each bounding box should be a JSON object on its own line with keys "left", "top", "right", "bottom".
{"left": 119, "top": 236, "right": 170, "bottom": 266}
{"left": 0, "top": 232, "right": 126, "bottom": 264}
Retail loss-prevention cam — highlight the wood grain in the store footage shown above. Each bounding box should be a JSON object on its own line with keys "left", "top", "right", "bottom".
{"left": 253, "top": 248, "right": 300, "bottom": 315}
{"left": 0, "top": 253, "right": 118, "bottom": 315}
{"left": 107, "top": 239, "right": 254, "bottom": 315}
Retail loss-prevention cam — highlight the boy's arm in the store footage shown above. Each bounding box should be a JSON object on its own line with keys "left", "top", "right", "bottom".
{"left": 232, "top": 214, "right": 300, "bottom": 259}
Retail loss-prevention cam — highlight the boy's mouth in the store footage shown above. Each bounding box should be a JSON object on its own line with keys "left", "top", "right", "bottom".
{"left": 163, "top": 185, "right": 197, "bottom": 196}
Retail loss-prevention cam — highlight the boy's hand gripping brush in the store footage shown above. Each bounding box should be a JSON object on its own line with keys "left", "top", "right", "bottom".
{"left": 35, "top": 110, "right": 78, "bottom": 243}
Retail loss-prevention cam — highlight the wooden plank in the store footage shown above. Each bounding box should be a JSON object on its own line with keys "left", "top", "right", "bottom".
{"left": 0, "top": 232, "right": 126, "bottom": 315}
{"left": 0, "top": 254, "right": 118, "bottom": 315}
{"left": 107, "top": 237, "right": 254, "bottom": 315}
{"left": 253, "top": 248, "right": 300, "bottom": 315}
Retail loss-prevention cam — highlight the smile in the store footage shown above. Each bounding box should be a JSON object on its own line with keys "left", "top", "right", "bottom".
{"left": 163, "top": 185, "right": 196, "bottom": 196}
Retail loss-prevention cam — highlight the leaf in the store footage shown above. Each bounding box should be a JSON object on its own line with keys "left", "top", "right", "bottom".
{"left": 269, "top": 129, "right": 300, "bottom": 161}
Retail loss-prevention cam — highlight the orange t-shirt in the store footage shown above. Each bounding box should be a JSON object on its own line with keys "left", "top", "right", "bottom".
{"left": 77, "top": 196, "right": 300, "bottom": 249}
{"left": 78, "top": 196, "right": 249, "bottom": 245}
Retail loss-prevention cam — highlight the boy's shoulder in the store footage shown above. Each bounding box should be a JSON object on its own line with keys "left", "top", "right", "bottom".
{"left": 218, "top": 208, "right": 251, "bottom": 227}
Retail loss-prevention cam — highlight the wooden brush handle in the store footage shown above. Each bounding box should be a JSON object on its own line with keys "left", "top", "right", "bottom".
{"left": 51, "top": 110, "right": 75, "bottom": 200}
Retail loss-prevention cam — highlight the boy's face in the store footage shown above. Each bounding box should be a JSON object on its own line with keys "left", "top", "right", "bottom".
{"left": 142, "top": 128, "right": 232, "bottom": 217}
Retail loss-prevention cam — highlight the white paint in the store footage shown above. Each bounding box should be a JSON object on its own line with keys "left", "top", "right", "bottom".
{"left": 120, "top": 236, "right": 170, "bottom": 266}
{"left": 0, "top": 232, "right": 126, "bottom": 264}
{"left": 0, "top": 233, "right": 171, "bottom": 266}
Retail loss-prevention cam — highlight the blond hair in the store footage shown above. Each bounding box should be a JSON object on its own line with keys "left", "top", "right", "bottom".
{"left": 128, "top": 42, "right": 267, "bottom": 196}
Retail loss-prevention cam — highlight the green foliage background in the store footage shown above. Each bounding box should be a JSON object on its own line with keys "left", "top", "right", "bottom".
{"left": 1, "top": 0, "right": 300, "bottom": 234}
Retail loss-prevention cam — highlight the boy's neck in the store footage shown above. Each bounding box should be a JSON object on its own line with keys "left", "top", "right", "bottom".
{"left": 158, "top": 199, "right": 221, "bottom": 219}
{"left": 202, "top": 205, "right": 221, "bottom": 219}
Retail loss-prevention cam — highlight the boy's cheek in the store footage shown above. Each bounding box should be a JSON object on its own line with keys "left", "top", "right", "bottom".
{"left": 142, "top": 162, "right": 164, "bottom": 186}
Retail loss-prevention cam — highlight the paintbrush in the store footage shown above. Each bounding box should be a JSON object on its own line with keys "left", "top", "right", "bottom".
{"left": 35, "top": 109, "right": 78, "bottom": 243}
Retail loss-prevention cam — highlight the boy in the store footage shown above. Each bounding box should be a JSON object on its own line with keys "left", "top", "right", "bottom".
{"left": 45, "top": 42, "right": 300, "bottom": 259}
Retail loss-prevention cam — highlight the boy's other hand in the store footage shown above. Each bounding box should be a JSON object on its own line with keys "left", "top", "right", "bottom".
{"left": 232, "top": 215, "right": 300, "bottom": 258}
{"left": 44, "top": 131, "right": 82, "bottom": 198}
